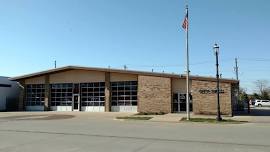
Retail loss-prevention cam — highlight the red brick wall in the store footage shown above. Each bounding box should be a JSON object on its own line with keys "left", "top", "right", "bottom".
{"left": 191, "top": 80, "right": 232, "bottom": 115}
{"left": 138, "top": 75, "right": 171, "bottom": 113}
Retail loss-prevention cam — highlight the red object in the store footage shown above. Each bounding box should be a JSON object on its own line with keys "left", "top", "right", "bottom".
{"left": 182, "top": 14, "right": 188, "bottom": 30}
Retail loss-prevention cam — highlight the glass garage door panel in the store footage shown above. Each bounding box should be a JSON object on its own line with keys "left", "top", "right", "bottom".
{"left": 50, "top": 83, "right": 73, "bottom": 111}
{"left": 111, "top": 81, "right": 138, "bottom": 112}
{"left": 25, "top": 84, "right": 45, "bottom": 111}
{"left": 80, "top": 82, "right": 105, "bottom": 112}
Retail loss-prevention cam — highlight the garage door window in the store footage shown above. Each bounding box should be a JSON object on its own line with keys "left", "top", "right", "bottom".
{"left": 50, "top": 83, "right": 73, "bottom": 106}
{"left": 80, "top": 82, "right": 105, "bottom": 106}
{"left": 111, "top": 81, "right": 137, "bottom": 106}
{"left": 26, "top": 84, "right": 45, "bottom": 106}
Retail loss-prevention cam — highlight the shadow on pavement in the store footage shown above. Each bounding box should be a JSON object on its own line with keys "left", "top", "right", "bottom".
{"left": 0, "top": 114, "right": 75, "bottom": 121}
{"left": 235, "top": 107, "right": 270, "bottom": 116}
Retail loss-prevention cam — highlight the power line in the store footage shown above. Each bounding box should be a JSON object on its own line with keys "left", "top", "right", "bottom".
{"left": 239, "top": 58, "right": 270, "bottom": 62}
{"left": 120, "top": 59, "right": 234, "bottom": 68}
{"left": 109, "top": 57, "right": 270, "bottom": 72}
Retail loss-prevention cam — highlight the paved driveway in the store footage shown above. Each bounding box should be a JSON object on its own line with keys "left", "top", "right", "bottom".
{"left": 233, "top": 107, "right": 270, "bottom": 123}
{"left": 250, "top": 107, "right": 270, "bottom": 116}
{"left": 0, "top": 112, "right": 269, "bottom": 152}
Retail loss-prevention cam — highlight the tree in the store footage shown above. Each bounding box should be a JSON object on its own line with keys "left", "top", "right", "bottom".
{"left": 261, "top": 91, "right": 270, "bottom": 100}
{"left": 239, "top": 87, "right": 249, "bottom": 101}
{"left": 253, "top": 79, "right": 270, "bottom": 100}
{"left": 254, "top": 80, "right": 270, "bottom": 95}
{"left": 251, "top": 93, "right": 260, "bottom": 100}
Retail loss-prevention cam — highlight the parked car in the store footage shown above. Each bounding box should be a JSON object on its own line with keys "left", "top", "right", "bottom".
{"left": 254, "top": 100, "right": 270, "bottom": 107}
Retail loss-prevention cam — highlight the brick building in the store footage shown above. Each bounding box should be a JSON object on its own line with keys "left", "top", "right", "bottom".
{"left": 10, "top": 66, "right": 239, "bottom": 115}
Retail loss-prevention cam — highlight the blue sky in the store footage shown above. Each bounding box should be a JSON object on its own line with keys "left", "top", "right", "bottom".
{"left": 0, "top": 0, "right": 270, "bottom": 93}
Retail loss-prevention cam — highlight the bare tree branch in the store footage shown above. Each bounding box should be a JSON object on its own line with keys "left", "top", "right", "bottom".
{"left": 254, "top": 80, "right": 270, "bottom": 95}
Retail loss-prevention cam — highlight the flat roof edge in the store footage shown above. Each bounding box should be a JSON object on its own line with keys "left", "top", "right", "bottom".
{"left": 9, "top": 65, "right": 239, "bottom": 84}
{"left": 9, "top": 65, "right": 180, "bottom": 81}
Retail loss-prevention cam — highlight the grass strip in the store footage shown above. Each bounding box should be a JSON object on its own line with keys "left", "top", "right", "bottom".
{"left": 135, "top": 112, "right": 166, "bottom": 115}
{"left": 116, "top": 116, "right": 153, "bottom": 120}
{"left": 180, "top": 117, "right": 248, "bottom": 124}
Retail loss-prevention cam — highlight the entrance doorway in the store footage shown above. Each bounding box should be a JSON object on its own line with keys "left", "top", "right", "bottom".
{"left": 173, "top": 93, "right": 192, "bottom": 113}
{"left": 73, "top": 94, "right": 80, "bottom": 111}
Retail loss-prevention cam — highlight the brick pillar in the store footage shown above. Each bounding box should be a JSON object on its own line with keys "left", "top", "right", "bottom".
{"left": 105, "top": 72, "right": 111, "bottom": 112}
{"left": 18, "top": 80, "right": 25, "bottom": 111}
{"left": 44, "top": 75, "right": 51, "bottom": 111}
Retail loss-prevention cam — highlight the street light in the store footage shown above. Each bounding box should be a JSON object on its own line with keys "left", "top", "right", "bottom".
{"left": 213, "top": 43, "right": 222, "bottom": 121}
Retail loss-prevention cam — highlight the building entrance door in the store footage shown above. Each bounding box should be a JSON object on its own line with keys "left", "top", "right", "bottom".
{"left": 73, "top": 94, "right": 80, "bottom": 111}
{"left": 173, "top": 93, "right": 192, "bottom": 113}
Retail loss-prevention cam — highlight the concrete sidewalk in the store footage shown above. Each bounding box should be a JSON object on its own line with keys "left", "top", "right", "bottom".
{"left": 122, "top": 113, "right": 270, "bottom": 123}
{"left": 147, "top": 113, "right": 226, "bottom": 123}
{"left": 120, "top": 113, "right": 218, "bottom": 123}
{"left": 1, "top": 111, "right": 269, "bottom": 123}
{"left": 148, "top": 113, "right": 184, "bottom": 122}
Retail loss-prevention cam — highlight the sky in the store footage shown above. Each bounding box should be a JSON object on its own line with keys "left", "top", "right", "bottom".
{"left": 0, "top": 0, "right": 270, "bottom": 93}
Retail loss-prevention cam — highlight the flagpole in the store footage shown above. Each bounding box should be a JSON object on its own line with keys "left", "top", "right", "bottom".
{"left": 185, "top": 5, "right": 190, "bottom": 120}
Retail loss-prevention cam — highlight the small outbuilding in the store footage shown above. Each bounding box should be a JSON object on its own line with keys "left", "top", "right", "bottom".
{"left": 0, "top": 76, "right": 21, "bottom": 111}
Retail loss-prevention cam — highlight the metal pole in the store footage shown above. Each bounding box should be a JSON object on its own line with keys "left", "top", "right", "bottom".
{"left": 235, "top": 58, "right": 247, "bottom": 114}
{"left": 235, "top": 58, "right": 239, "bottom": 80}
{"left": 185, "top": 5, "right": 190, "bottom": 120}
{"left": 214, "top": 44, "right": 222, "bottom": 121}
{"left": 235, "top": 58, "right": 240, "bottom": 115}
{"left": 178, "top": 93, "right": 180, "bottom": 113}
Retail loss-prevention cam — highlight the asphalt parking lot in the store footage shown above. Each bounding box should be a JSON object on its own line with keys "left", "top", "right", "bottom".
{"left": 249, "top": 106, "right": 270, "bottom": 116}
{"left": 0, "top": 111, "right": 270, "bottom": 152}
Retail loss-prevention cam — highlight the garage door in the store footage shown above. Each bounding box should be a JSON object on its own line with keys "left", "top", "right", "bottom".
{"left": 80, "top": 82, "right": 105, "bottom": 112}
{"left": 111, "top": 81, "right": 137, "bottom": 112}
{"left": 25, "top": 84, "right": 45, "bottom": 111}
{"left": 50, "top": 83, "right": 73, "bottom": 111}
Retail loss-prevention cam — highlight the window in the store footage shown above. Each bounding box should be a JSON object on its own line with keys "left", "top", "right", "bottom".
{"left": 80, "top": 82, "right": 105, "bottom": 106}
{"left": 111, "top": 81, "right": 137, "bottom": 106}
{"left": 25, "top": 84, "right": 45, "bottom": 106}
{"left": 262, "top": 100, "right": 269, "bottom": 103}
{"left": 50, "top": 83, "right": 73, "bottom": 106}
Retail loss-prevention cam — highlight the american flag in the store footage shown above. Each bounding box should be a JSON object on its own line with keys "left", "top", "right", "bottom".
{"left": 182, "top": 13, "right": 188, "bottom": 30}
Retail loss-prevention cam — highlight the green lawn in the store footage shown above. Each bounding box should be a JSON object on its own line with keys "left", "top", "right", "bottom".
{"left": 116, "top": 116, "right": 153, "bottom": 120}
{"left": 135, "top": 112, "right": 166, "bottom": 115}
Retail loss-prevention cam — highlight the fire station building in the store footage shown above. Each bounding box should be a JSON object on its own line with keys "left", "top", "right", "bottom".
{"left": 10, "top": 66, "right": 239, "bottom": 115}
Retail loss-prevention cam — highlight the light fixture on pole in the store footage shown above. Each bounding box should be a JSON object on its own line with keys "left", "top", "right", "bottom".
{"left": 213, "top": 43, "right": 222, "bottom": 121}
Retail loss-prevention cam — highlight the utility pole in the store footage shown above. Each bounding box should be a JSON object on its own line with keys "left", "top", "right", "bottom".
{"left": 214, "top": 43, "right": 222, "bottom": 121}
{"left": 234, "top": 58, "right": 246, "bottom": 114}
{"left": 54, "top": 60, "right": 57, "bottom": 69}
{"left": 234, "top": 58, "right": 239, "bottom": 80}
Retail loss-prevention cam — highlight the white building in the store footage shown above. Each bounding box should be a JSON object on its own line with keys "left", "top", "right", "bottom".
{"left": 0, "top": 76, "right": 21, "bottom": 111}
